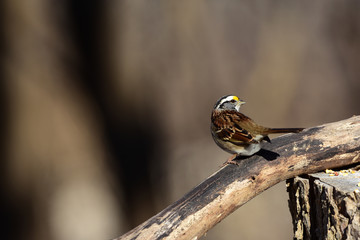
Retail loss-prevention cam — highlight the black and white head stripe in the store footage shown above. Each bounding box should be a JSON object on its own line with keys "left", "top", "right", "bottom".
{"left": 214, "top": 95, "right": 240, "bottom": 109}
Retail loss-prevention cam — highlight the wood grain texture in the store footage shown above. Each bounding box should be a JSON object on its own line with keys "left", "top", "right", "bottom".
{"left": 116, "top": 116, "right": 360, "bottom": 240}
{"left": 287, "top": 172, "right": 360, "bottom": 239}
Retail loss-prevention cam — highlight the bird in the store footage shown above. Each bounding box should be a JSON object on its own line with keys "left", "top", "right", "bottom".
{"left": 211, "top": 95, "right": 304, "bottom": 165}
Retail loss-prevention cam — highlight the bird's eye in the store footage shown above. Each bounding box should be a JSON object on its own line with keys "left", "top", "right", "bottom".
{"left": 230, "top": 100, "right": 236, "bottom": 103}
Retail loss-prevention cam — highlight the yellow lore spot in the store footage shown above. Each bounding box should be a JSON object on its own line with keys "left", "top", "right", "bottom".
{"left": 233, "top": 96, "right": 239, "bottom": 101}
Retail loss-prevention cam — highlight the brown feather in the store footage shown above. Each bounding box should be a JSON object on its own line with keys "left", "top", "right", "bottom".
{"left": 211, "top": 110, "right": 261, "bottom": 144}
{"left": 211, "top": 109, "right": 304, "bottom": 145}
{"left": 264, "top": 128, "right": 304, "bottom": 134}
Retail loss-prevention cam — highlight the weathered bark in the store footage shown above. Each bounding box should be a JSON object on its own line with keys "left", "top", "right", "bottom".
{"left": 116, "top": 116, "right": 360, "bottom": 240}
{"left": 287, "top": 171, "right": 360, "bottom": 240}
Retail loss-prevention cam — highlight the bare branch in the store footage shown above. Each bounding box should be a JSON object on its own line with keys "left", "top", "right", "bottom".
{"left": 116, "top": 116, "right": 360, "bottom": 240}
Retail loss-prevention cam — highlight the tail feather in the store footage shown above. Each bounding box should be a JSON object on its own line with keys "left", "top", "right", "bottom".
{"left": 266, "top": 128, "right": 304, "bottom": 134}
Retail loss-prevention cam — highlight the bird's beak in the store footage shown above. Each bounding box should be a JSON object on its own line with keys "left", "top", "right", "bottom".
{"left": 235, "top": 100, "right": 245, "bottom": 111}
{"left": 239, "top": 100, "right": 246, "bottom": 105}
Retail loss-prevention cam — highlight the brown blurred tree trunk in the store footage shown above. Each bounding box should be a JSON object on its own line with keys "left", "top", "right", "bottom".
{"left": 2, "top": 1, "right": 123, "bottom": 239}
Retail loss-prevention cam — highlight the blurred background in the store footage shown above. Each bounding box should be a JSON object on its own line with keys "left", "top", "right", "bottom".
{"left": 1, "top": 1, "right": 360, "bottom": 240}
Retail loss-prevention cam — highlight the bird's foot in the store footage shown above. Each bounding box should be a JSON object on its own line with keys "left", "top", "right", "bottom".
{"left": 221, "top": 154, "right": 239, "bottom": 166}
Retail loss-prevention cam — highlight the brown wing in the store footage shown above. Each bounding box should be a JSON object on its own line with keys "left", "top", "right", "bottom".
{"left": 211, "top": 110, "right": 261, "bottom": 144}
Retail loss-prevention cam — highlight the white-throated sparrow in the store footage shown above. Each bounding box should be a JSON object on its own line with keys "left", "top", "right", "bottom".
{"left": 211, "top": 95, "right": 303, "bottom": 164}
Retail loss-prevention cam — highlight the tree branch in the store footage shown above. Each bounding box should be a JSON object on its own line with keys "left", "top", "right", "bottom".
{"left": 116, "top": 116, "right": 360, "bottom": 240}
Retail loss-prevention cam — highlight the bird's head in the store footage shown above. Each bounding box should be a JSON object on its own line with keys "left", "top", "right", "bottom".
{"left": 213, "top": 95, "right": 245, "bottom": 111}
